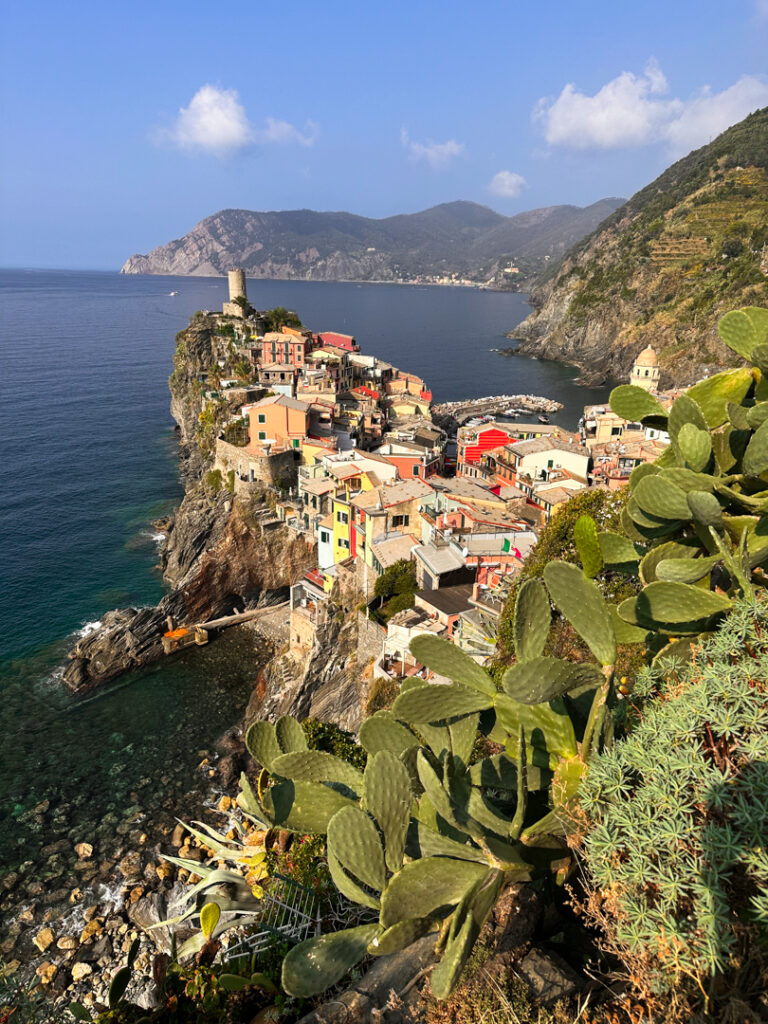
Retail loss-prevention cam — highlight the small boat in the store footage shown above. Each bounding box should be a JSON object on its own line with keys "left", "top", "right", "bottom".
{"left": 538, "top": 414, "right": 550, "bottom": 423}
{"left": 169, "top": 290, "right": 178, "bottom": 296}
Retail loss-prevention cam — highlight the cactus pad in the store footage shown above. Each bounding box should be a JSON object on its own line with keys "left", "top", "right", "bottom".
{"left": 634, "top": 581, "right": 732, "bottom": 624}
{"left": 364, "top": 751, "right": 412, "bottom": 873}
{"left": 686, "top": 368, "right": 753, "bottom": 428}
{"left": 677, "top": 422, "right": 712, "bottom": 472}
{"left": 264, "top": 779, "right": 358, "bottom": 833}
{"left": 275, "top": 715, "right": 307, "bottom": 754}
{"left": 513, "top": 578, "right": 551, "bottom": 663}
{"left": 281, "top": 923, "right": 380, "bottom": 998}
{"left": 543, "top": 562, "right": 616, "bottom": 666}
{"left": 501, "top": 657, "right": 602, "bottom": 705}
{"left": 270, "top": 750, "right": 364, "bottom": 789}
{"left": 408, "top": 635, "right": 495, "bottom": 694}
{"left": 598, "top": 532, "right": 642, "bottom": 568}
{"left": 379, "top": 856, "right": 489, "bottom": 928}
{"left": 609, "top": 385, "right": 667, "bottom": 422}
{"left": 245, "top": 721, "right": 280, "bottom": 772}
{"left": 392, "top": 683, "right": 493, "bottom": 723}
{"left": 359, "top": 712, "right": 418, "bottom": 757}
{"left": 687, "top": 490, "right": 724, "bottom": 528}
{"left": 742, "top": 419, "right": 768, "bottom": 477}
{"left": 574, "top": 514, "right": 603, "bottom": 578}
{"left": 634, "top": 475, "right": 692, "bottom": 521}
{"left": 327, "top": 805, "right": 386, "bottom": 891}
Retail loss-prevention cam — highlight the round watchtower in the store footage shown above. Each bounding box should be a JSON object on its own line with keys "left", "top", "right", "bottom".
{"left": 227, "top": 268, "right": 247, "bottom": 303}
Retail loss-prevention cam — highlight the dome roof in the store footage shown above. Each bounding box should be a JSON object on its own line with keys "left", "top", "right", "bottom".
{"left": 634, "top": 345, "right": 658, "bottom": 368}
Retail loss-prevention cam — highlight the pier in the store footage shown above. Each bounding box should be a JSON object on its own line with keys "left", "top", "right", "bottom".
{"left": 431, "top": 393, "right": 562, "bottom": 427}
{"left": 161, "top": 603, "right": 288, "bottom": 654}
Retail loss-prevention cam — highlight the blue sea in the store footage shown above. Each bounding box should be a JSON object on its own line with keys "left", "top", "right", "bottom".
{"left": 0, "top": 269, "right": 610, "bottom": 870}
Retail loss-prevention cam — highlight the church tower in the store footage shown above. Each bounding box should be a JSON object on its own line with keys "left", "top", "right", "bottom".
{"left": 629, "top": 344, "right": 660, "bottom": 392}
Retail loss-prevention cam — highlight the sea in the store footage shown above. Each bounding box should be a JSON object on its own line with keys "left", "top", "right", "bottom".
{"left": 0, "top": 269, "right": 611, "bottom": 871}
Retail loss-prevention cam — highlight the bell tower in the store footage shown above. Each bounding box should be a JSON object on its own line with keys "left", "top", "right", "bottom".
{"left": 629, "top": 345, "right": 660, "bottom": 392}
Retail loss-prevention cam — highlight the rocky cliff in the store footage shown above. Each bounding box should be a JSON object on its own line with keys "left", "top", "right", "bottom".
{"left": 62, "top": 316, "right": 315, "bottom": 693}
{"left": 511, "top": 107, "right": 768, "bottom": 386}
{"left": 120, "top": 199, "right": 623, "bottom": 286}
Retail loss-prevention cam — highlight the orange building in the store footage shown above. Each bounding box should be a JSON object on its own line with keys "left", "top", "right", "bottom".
{"left": 245, "top": 394, "right": 310, "bottom": 449}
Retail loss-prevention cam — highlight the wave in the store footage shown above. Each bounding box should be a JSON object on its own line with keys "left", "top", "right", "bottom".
{"left": 76, "top": 619, "right": 102, "bottom": 639}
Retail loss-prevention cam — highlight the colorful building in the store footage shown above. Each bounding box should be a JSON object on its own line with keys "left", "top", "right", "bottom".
{"left": 456, "top": 422, "right": 521, "bottom": 477}
{"left": 244, "top": 394, "right": 310, "bottom": 449}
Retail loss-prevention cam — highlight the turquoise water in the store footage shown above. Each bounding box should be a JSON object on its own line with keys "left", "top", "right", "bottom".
{"left": 0, "top": 270, "right": 610, "bottom": 870}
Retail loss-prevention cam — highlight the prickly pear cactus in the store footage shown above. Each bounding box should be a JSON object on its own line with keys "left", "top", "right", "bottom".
{"left": 602, "top": 306, "right": 768, "bottom": 655}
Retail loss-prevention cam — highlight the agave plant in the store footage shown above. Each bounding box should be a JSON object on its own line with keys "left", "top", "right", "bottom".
{"left": 236, "top": 556, "right": 619, "bottom": 1000}
{"left": 588, "top": 306, "right": 768, "bottom": 663}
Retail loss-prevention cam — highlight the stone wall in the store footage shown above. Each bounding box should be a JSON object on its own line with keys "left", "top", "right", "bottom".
{"left": 215, "top": 438, "right": 297, "bottom": 493}
{"left": 357, "top": 611, "right": 386, "bottom": 664}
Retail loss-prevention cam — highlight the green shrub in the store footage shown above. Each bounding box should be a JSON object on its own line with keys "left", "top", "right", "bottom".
{"left": 204, "top": 469, "right": 223, "bottom": 493}
{"left": 579, "top": 595, "right": 768, "bottom": 1007}
{"left": 301, "top": 717, "right": 368, "bottom": 771}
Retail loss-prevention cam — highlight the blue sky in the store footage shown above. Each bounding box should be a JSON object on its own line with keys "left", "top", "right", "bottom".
{"left": 2, "top": 0, "right": 767, "bottom": 269}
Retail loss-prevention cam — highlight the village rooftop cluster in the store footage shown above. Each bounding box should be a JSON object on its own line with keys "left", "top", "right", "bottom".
{"left": 207, "top": 270, "right": 675, "bottom": 682}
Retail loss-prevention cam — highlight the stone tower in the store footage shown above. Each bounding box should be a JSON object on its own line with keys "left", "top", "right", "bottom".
{"left": 629, "top": 344, "right": 660, "bottom": 393}
{"left": 223, "top": 268, "right": 248, "bottom": 317}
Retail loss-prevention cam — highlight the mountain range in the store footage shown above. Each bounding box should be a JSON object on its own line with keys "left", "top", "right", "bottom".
{"left": 513, "top": 107, "right": 768, "bottom": 386}
{"left": 120, "top": 199, "right": 623, "bottom": 285}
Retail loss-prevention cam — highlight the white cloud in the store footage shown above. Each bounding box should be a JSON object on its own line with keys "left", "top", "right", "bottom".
{"left": 534, "top": 62, "right": 768, "bottom": 156}
{"left": 166, "top": 85, "right": 253, "bottom": 155}
{"left": 665, "top": 77, "right": 768, "bottom": 154}
{"left": 533, "top": 60, "right": 680, "bottom": 150}
{"left": 401, "top": 129, "right": 465, "bottom": 169}
{"left": 488, "top": 170, "right": 526, "bottom": 198}
{"left": 160, "top": 85, "right": 318, "bottom": 156}
{"left": 256, "top": 117, "right": 319, "bottom": 147}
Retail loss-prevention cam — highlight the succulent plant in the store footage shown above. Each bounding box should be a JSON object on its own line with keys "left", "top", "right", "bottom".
{"left": 237, "top": 556, "right": 621, "bottom": 1000}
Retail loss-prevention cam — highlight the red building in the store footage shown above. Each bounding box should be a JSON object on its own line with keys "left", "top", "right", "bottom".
{"left": 316, "top": 331, "right": 360, "bottom": 352}
{"left": 456, "top": 422, "right": 520, "bottom": 478}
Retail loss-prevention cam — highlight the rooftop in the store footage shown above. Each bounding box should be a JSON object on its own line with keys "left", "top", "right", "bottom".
{"left": 370, "top": 533, "right": 417, "bottom": 569}
{"left": 412, "top": 542, "right": 466, "bottom": 576}
{"left": 248, "top": 393, "right": 310, "bottom": 413}
{"left": 414, "top": 584, "right": 474, "bottom": 617}
{"left": 510, "top": 436, "right": 589, "bottom": 459}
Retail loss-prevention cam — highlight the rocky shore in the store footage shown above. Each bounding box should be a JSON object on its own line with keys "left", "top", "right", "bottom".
{"left": 2, "top": 720, "right": 262, "bottom": 1012}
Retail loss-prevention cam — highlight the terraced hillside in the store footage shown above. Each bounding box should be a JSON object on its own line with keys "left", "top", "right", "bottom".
{"left": 513, "top": 107, "right": 768, "bottom": 385}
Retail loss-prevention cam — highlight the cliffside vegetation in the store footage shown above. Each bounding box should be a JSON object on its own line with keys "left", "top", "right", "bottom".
{"left": 515, "top": 107, "right": 768, "bottom": 384}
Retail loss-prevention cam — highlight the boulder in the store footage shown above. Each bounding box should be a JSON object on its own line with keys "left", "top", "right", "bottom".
{"left": 517, "top": 948, "right": 583, "bottom": 1007}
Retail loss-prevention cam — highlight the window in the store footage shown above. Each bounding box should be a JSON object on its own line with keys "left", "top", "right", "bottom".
{"left": 547, "top": 459, "right": 554, "bottom": 469}
{"left": 320, "top": 531, "right": 330, "bottom": 544}
{"left": 392, "top": 514, "right": 410, "bottom": 528}
{"left": 339, "top": 538, "right": 350, "bottom": 549}
{"left": 412, "top": 464, "right": 420, "bottom": 476}
{"left": 337, "top": 511, "right": 349, "bottom": 524}
{"left": 292, "top": 439, "right": 299, "bottom": 448}
{"left": 258, "top": 431, "right": 266, "bottom": 440}
{"left": 257, "top": 413, "right": 266, "bottom": 424}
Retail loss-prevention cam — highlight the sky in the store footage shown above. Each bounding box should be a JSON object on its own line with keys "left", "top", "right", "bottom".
{"left": 1, "top": 0, "right": 768, "bottom": 269}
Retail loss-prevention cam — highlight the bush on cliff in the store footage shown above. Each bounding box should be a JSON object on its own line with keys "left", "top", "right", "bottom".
{"left": 578, "top": 595, "right": 768, "bottom": 1016}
